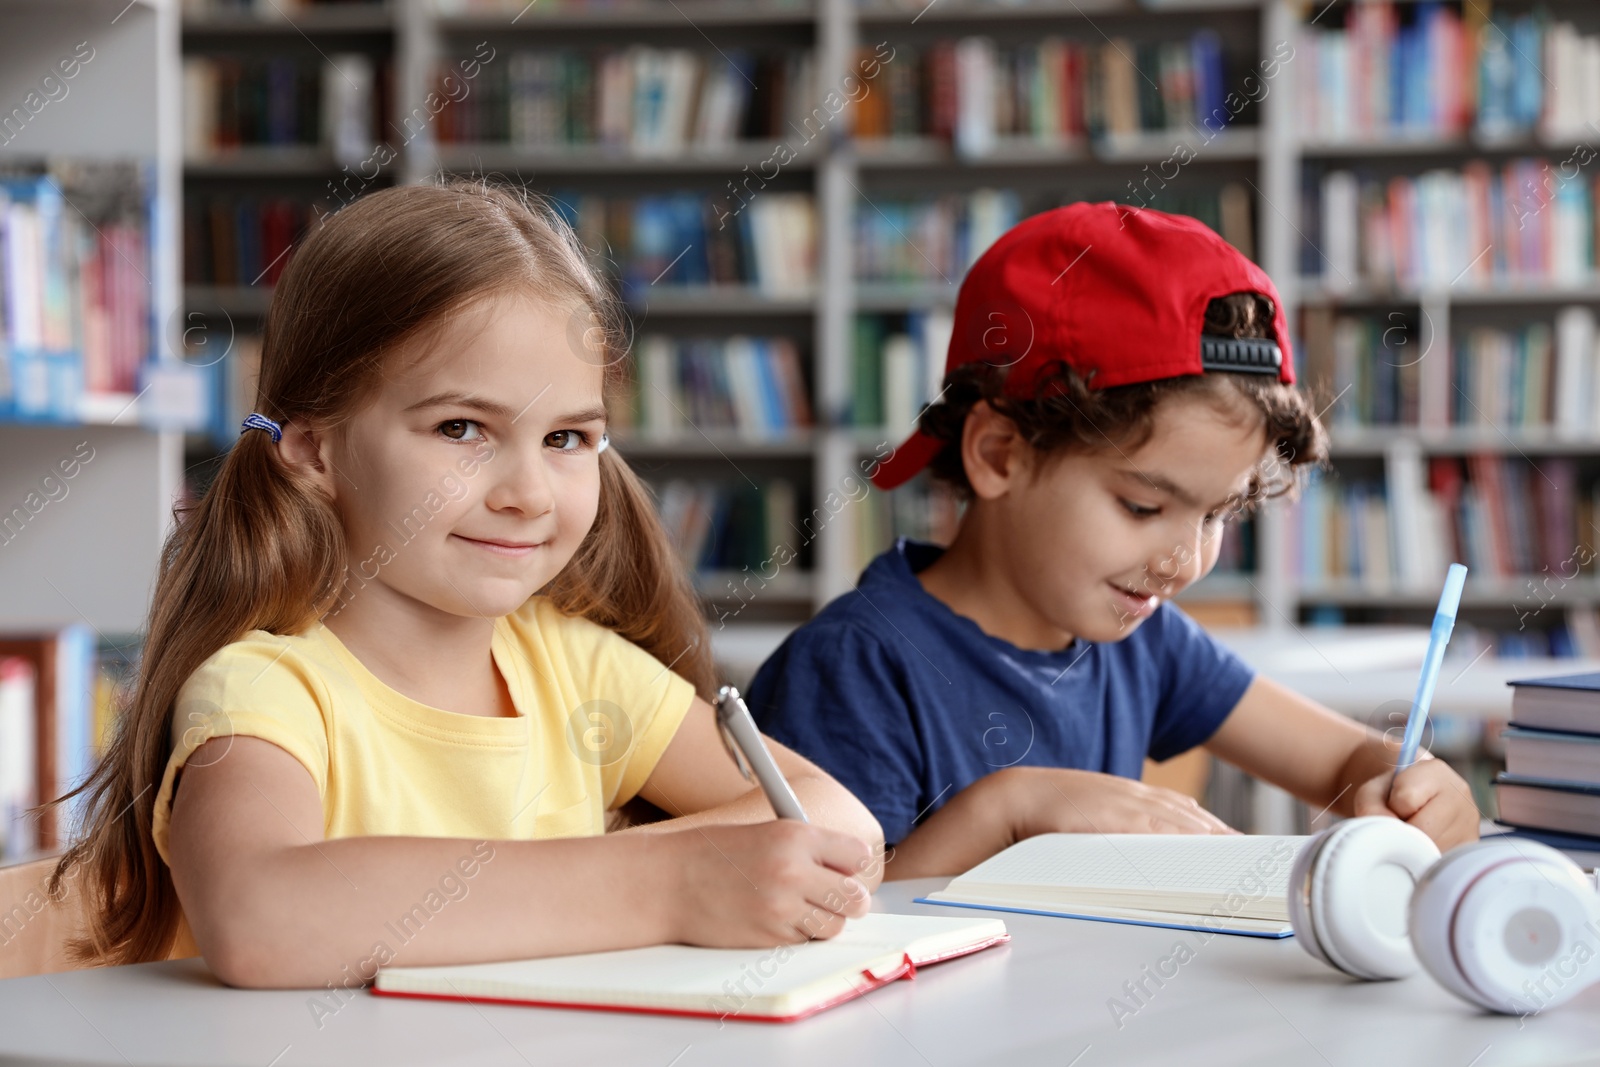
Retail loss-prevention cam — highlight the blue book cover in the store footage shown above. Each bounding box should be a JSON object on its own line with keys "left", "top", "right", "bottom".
{"left": 1509, "top": 672, "right": 1600, "bottom": 691}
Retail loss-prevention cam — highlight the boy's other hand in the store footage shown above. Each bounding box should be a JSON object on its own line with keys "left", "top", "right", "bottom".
{"left": 1350, "top": 756, "right": 1480, "bottom": 852}
{"left": 992, "top": 766, "right": 1239, "bottom": 840}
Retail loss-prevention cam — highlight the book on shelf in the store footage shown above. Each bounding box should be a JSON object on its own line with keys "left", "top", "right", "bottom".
{"left": 1287, "top": 452, "right": 1598, "bottom": 595}
{"left": 0, "top": 626, "right": 102, "bottom": 856}
{"left": 1300, "top": 305, "right": 1600, "bottom": 434}
{"left": 0, "top": 163, "right": 157, "bottom": 424}
{"left": 612, "top": 335, "right": 812, "bottom": 441}
{"left": 853, "top": 187, "right": 1253, "bottom": 290}
{"left": 651, "top": 477, "right": 799, "bottom": 582}
{"left": 550, "top": 191, "right": 815, "bottom": 299}
{"left": 1304, "top": 159, "right": 1599, "bottom": 291}
{"left": 1296, "top": 3, "right": 1600, "bottom": 145}
{"left": 851, "top": 31, "right": 1229, "bottom": 156}
{"left": 182, "top": 53, "right": 385, "bottom": 162}
{"left": 850, "top": 311, "right": 952, "bottom": 435}
{"left": 184, "top": 193, "right": 316, "bottom": 288}
{"left": 853, "top": 189, "right": 1020, "bottom": 286}
{"left": 436, "top": 46, "right": 813, "bottom": 152}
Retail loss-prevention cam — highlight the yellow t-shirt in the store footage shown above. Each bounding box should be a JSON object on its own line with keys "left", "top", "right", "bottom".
{"left": 151, "top": 596, "right": 696, "bottom": 957}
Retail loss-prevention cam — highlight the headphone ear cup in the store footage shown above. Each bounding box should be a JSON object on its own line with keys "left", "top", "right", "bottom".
{"left": 1411, "top": 838, "right": 1600, "bottom": 1015}
{"left": 1293, "top": 817, "right": 1440, "bottom": 980}
{"left": 1288, "top": 825, "right": 1337, "bottom": 970}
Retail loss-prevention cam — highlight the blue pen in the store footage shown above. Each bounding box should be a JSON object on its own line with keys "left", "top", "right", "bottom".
{"left": 1394, "top": 563, "right": 1468, "bottom": 774}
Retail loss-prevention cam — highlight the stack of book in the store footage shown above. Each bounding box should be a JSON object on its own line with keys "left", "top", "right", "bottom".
{"left": 1, "top": 164, "right": 155, "bottom": 423}
{"left": 182, "top": 53, "right": 383, "bottom": 161}
{"left": 612, "top": 335, "right": 812, "bottom": 440}
{"left": 1495, "top": 673, "right": 1600, "bottom": 859}
{"left": 851, "top": 32, "right": 1230, "bottom": 155}
{"left": 552, "top": 191, "right": 815, "bottom": 299}
{"left": 184, "top": 193, "right": 316, "bottom": 288}
{"left": 1304, "top": 160, "right": 1598, "bottom": 291}
{"left": 0, "top": 625, "right": 103, "bottom": 859}
{"left": 1296, "top": 3, "right": 1600, "bottom": 143}
{"left": 435, "top": 47, "right": 812, "bottom": 151}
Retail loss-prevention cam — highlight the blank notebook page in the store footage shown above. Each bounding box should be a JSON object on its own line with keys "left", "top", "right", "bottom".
{"left": 952, "top": 834, "right": 1307, "bottom": 893}
{"left": 373, "top": 912, "right": 1006, "bottom": 1015}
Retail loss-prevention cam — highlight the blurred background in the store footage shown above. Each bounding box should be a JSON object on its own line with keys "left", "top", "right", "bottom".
{"left": 3, "top": 0, "right": 1599, "bottom": 858}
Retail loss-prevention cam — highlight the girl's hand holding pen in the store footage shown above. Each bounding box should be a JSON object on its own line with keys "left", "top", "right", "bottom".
{"left": 665, "top": 821, "right": 874, "bottom": 946}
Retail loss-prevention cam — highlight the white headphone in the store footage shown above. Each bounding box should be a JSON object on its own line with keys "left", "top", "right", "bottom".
{"left": 1289, "top": 817, "right": 1600, "bottom": 1014}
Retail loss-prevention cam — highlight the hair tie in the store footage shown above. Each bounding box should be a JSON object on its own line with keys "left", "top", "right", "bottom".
{"left": 240, "top": 412, "right": 283, "bottom": 443}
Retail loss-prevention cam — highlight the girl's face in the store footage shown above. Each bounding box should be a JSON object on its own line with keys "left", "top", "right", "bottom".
{"left": 324, "top": 290, "right": 608, "bottom": 621}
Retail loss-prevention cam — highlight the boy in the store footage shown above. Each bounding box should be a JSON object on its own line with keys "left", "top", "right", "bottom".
{"left": 748, "top": 203, "right": 1481, "bottom": 878}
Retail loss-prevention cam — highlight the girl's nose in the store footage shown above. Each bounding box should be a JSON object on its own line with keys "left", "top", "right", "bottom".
{"left": 482, "top": 447, "right": 555, "bottom": 517}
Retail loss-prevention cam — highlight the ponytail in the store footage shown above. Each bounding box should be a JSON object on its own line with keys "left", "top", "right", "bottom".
{"left": 46, "top": 427, "right": 347, "bottom": 965}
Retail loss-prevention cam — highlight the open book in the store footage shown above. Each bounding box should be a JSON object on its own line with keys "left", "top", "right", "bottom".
{"left": 916, "top": 834, "right": 1310, "bottom": 938}
{"left": 371, "top": 912, "right": 1009, "bottom": 1023}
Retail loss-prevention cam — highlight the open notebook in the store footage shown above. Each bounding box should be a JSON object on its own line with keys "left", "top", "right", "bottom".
{"left": 916, "top": 833, "right": 1310, "bottom": 938}
{"left": 371, "top": 912, "right": 1009, "bottom": 1023}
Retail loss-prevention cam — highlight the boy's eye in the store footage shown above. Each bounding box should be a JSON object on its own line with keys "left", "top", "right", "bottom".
{"left": 438, "top": 419, "right": 484, "bottom": 442}
{"left": 1121, "top": 499, "right": 1160, "bottom": 519}
{"left": 545, "top": 429, "right": 590, "bottom": 451}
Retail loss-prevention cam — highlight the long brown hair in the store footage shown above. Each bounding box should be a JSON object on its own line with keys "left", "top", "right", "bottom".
{"left": 44, "top": 179, "right": 716, "bottom": 967}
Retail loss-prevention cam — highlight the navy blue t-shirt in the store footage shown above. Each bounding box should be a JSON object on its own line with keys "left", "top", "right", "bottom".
{"left": 747, "top": 539, "right": 1256, "bottom": 846}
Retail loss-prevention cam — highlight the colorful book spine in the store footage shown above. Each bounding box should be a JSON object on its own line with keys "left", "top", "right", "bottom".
{"left": 1299, "top": 306, "right": 1600, "bottom": 433}
{"left": 184, "top": 193, "right": 315, "bottom": 288}
{"left": 852, "top": 31, "right": 1230, "bottom": 151}
{"left": 614, "top": 334, "right": 812, "bottom": 440}
{"left": 1297, "top": 4, "right": 1595, "bottom": 143}
{"left": 551, "top": 191, "right": 816, "bottom": 299}
{"left": 436, "top": 47, "right": 807, "bottom": 149}
{"left": 183, "top": 53, "right": 382, "bottom": 157}
{"left": 1308, "top": 160, "right": 1599, "bottom": 290}
{"left": 0, "top": 165, "right": 156, "bottom": 422}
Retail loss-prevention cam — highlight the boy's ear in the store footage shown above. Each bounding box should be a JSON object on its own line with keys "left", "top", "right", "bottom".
{"left": 277, "top": 421, "right": 338, "bottom": 499}
{"left": 961, "top": 400, "right": 1026, "bottom": 500}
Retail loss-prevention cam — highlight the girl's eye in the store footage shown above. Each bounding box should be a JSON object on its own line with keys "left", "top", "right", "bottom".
{"left": 438, "top": 419, "right": 484, "bottom": 442}
{"left": 545, "top": 429, "right": 590, "bottom": 451}
{"left": 1121, "top": 499, "right": 1160, "bottom": 519}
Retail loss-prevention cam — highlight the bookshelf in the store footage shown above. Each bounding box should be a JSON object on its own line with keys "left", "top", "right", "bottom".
{"left": 0, "top": 0, "right": 185, "bottom": 636}
{"left": 158, "top": 0, "right": 1600, "bottom": 836}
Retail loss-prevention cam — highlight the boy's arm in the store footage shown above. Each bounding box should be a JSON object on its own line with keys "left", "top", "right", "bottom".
{"left": 620, "top": 696, "right": 887, "bottom": 890}
{"left": 1203, "top": 674, "right": 1481, "bottom": 849}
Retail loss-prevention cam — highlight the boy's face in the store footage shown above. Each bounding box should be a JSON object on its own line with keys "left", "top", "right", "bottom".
{"left": 983, "top": 392, "right": 1267, "bottom": 645}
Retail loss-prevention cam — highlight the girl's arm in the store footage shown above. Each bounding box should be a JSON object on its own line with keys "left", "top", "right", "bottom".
{"left": 167, "top": 735, "right": 874, "bottom": 989}
{"left": 1203, "top": 675, "right": 1481, "bottom": 849}
{"left": 619, "top": 697, "right": 887, "bottom": 889}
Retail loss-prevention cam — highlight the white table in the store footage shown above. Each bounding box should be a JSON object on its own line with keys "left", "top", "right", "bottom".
{"left": 2, "top": 880, "right": 1597, "bottom": 1067}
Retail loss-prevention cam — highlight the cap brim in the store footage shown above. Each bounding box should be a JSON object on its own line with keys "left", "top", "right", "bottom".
{"left": 867, "top": 429, "right": 944, "bottom": 491}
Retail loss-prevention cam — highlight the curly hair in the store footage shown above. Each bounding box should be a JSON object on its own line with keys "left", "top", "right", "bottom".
{"left": 920, "top": 293, "right": 1328, "bottom": 508}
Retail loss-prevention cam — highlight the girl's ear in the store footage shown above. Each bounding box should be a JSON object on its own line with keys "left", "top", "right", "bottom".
{"left": 277, "top": 422, "right": 338, "bottom": 499}
{"left": 961, "top": 400, "right": 1026, "bottom": 500}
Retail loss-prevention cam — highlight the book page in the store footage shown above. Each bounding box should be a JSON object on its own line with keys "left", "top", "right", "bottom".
{"left": 374, "top": 912, "right": 1005, "bottom": 1018}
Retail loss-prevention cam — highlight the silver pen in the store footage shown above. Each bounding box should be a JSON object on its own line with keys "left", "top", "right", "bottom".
{"left": 712, "top": 685, "right": 809, "bottom": 822}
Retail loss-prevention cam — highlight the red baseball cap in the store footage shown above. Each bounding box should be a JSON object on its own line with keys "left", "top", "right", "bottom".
{"left": 869, "top": 201, "right": 1295, "bottom": 491}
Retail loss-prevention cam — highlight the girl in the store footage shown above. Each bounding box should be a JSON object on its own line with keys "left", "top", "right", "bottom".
{"left": 45, "top": 180, "right": 883, "bottom": 988}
